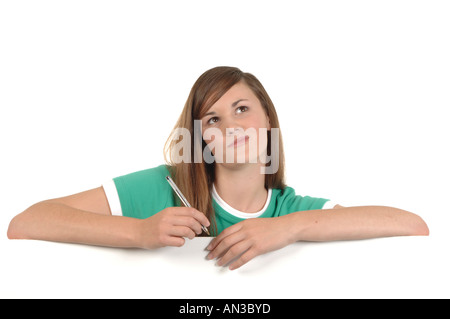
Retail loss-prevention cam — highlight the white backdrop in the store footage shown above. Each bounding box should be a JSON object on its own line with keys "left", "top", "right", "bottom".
{"left": 1, "top": 0, "right": 449, "bottom": 298}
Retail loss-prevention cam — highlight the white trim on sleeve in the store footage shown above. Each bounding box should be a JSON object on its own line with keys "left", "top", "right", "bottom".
{"left": 102, "top": 179, "right": 123, "bottom": 216}
{"left": 322, "top": 200, "right": 338, "bottom": 210}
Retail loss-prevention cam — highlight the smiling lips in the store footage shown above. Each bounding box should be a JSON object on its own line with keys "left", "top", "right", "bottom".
{"left": 228, "top": 135, "right": 249, "bottom": 148}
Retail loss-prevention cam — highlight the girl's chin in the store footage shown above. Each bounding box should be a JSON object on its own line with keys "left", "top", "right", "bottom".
{"left": 212, "top": 154, "right": 268, "bottom": 166}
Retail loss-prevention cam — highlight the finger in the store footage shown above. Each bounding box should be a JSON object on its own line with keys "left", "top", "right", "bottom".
{"left": 176, "top": 207, "right": 210, "bottom": 228}
{"left": 207, "top": 230, "right": 245, "bottom": 260}
{"left": 216, "top": 240, "right": 252, "bottom": 267}
{"left": 207, "top": 223, "right": 242, "bottom": 251}
{"left": 228, "top": 248, "right": 258, "bottom": 270}
{"left": 172, "top": 216, "right": 203, "bottom": 235}
{"left": 169, "top": 225, "right": 196, "bottom": 240}
{"left": 207, "top": 225, "right": 239, "bottom": 255}
{"left": 162, "top": 236, "right": 185, "bottom": 247}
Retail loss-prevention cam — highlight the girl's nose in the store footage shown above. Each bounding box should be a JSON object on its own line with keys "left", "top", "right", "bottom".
{"left": 226, "top": 126, "right": 244, "bottom": 136}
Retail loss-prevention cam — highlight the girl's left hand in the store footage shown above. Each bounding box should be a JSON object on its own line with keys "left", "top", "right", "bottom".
{"left": 205, "top": 216, "right": 295, "bottom": 270}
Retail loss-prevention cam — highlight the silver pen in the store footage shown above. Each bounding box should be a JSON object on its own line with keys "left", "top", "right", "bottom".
{"left": 165, "top": 175, "right": 210, "bottom": 235}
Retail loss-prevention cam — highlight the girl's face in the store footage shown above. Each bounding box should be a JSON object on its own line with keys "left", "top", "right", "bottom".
{"left": 200, "top": 81, "right": 271, "bottom": 166}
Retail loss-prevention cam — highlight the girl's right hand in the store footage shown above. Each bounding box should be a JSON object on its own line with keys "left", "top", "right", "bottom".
{"left": 137, "top": 207, "right": 210, "bottom": 249}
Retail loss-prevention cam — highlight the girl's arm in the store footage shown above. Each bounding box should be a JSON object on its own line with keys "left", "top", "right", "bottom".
{"left": 287, "top": 205, "right": 429, "bottom": 242}
{"left": 7, "top": 187, "right": 209, "bottom": 249}
{"left": 206, "top": 205, "right": 429, "bottom": 270}
{"left": 7, "top": 199, "right": 143, "bottom": 248}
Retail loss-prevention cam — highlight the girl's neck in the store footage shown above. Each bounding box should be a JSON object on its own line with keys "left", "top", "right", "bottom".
{"left": 214, "top": 163, "right": 268, "bottom": 214}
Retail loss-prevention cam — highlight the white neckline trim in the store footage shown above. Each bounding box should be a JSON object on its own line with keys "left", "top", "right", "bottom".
{"left": 211, "top": 183, "right": 272, "bottom": 219}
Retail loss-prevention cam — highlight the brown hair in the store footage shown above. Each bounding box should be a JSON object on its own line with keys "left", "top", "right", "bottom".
{"left": 163, "top": 66, "right": 286, "bottom": 236}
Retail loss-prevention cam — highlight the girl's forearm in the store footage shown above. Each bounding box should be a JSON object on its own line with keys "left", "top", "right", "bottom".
{"left": 285, "top": 206, "right": 429, "bottom": 242}
{"left": 7, "top": 202, "right": 142, "bottom": 248}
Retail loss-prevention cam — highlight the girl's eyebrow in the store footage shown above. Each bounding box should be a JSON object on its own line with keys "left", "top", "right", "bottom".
{"left": 203, "top": 99, "right": 249, "bottom": 117}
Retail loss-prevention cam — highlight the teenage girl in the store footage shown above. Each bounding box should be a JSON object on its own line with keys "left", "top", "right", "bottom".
{"left": 8, "top": 66, "right": 429, "bottom": 270}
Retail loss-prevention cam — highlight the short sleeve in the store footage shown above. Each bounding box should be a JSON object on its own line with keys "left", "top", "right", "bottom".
{"left": 107, "top": 164, "right": 176, "bottom": 219}
{"left": 275, "top": 186, "right": 331, "bottom": 216}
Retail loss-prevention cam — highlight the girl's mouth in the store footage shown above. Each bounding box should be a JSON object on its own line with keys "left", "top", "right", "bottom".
{"left": 228, "top": 135, "right": 249, "bottom": 148}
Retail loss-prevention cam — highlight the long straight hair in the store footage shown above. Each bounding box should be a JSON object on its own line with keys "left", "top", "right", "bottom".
{"left": 163, "top": 66, "right": 286, "bottom": 236}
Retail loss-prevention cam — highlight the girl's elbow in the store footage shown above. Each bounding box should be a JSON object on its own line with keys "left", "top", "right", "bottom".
{"left": 418, "top": 221, "right": 430, "bottom": 236}
{"left": 7, "top": 213, "right": 31, "bottom": 240}
{"left": 411, "top": 215, "right": 430, "bottom": 237}
{"left": 393, "top": 207, "right": 430, "bottom": 237}
{"left": 7, "top": 215, "right": 23, "bottom": 239}
{"left": 7, "top": 204, "right": 40, "bottom": 240}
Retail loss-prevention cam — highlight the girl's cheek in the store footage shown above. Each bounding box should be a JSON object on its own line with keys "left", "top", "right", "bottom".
{"left": 203, "top": 134, "right": 225, "bottom": 155}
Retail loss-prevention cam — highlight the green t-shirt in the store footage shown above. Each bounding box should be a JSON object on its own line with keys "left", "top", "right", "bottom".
{"left": 105, "top": 164, "right": 331, "bottom": 235}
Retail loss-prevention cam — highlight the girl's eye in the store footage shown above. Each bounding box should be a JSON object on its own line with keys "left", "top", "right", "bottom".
{"left": 236, "top": 106, "right": 248, "bottom": 114}
{"left": 207, "top": 117, "right": 219, "bottom": 125}
{"left": 206, "top": 106, "right": 248, "bottom": 125}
